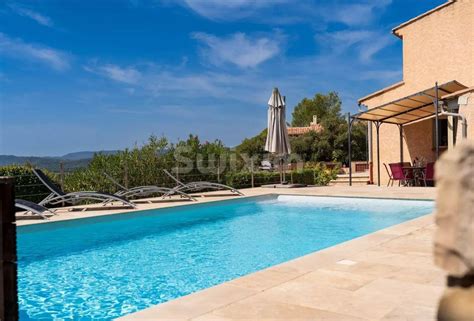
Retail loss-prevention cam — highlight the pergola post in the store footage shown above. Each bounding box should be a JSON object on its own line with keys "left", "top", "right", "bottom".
{"left": 398, "top": 124, "right": 404, "bottom": 164}
{"left": 347, "top": 112, "right": 352, "bottom": 186}
{"left": 375, "top": 121, "right": 381, "bottom": 186}
{"left": 435, "top": 82, "right": 440, "bottom": 160}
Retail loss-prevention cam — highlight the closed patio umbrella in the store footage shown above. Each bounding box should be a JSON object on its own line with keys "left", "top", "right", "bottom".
{"left": 265, "top": 87, "right": 291, "bottom": 183}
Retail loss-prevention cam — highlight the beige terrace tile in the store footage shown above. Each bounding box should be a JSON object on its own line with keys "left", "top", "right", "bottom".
{"left": 117, "top": 284, "right": 257, "bottom": 320}
{"left": 255, "top": 276, "right": 354, "bottom": 311}
{"left": 379, "top": 304, "right": 437, "bottom": 321}
{"left": 227, "top": 268, "right": 304, "bottom": 291}
{"left": 209, "top": 294, "right": 366, "bottom": 321}
{"left": 329, "top": 260, "right": 403, "bottom": 278}
{"left": 354, "top": 278, "right": 444, "bottom": 308}
{"left": 191, "top": 314, "right": 237, "bottom": 321}
{"left": 355, "top": 251, "right": 438, "bottom": 270}
{"left": 385, "top": 266, "right": 444, "bottom": 285}
{"left": 258, "top": 278, "right": 396, "bottom": 320}
{"left": 295, "top": 268, "right": 375, "bottom": 291}
{"left": 379, "top": 215, "right": 434, "bottom": 236}
{"left": 378, "top": 236, "right": 433, "bottom": 255}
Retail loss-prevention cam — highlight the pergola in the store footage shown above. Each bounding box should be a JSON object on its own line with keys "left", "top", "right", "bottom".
{"left": 347, "top": 80, "right": 467, "bottom": 186}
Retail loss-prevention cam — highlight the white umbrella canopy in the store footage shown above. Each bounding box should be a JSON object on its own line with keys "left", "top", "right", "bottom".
{"left": 265, "top": 87, "right": 291, "bottom": 156}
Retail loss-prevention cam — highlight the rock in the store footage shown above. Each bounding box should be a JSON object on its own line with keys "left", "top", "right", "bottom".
{"left": 438, "top": 287, "right": 474, "bottom": 321}
{"left": 434, "top": 141, "right": 474, "bottom": 277}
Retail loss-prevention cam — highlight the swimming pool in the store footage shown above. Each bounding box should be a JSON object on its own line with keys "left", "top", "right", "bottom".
{"left": 18, "top": 195, "right": 434, "bottom": 320}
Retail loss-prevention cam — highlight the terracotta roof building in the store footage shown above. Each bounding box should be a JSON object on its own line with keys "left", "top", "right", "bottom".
{"left": 287, "top": 116, "right": 323, "bottom": 136}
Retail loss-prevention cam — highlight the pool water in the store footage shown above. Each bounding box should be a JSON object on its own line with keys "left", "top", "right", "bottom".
{"left": 18, "top": 195, "right": 433, "bottom": 320}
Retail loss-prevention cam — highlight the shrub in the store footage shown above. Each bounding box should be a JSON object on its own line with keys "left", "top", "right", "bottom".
{"left": 225, "top": 171, "right": 281, "bottom": 188}
{"left": 0, "top": 165, "right": 59, "bottom": 203}
{"left": 225, "top": 164, "right": 337, "bottom": 188}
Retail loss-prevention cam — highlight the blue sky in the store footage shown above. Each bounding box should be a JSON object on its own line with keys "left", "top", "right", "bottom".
{"left": 0, "top": 0, "right": 446, "bottom": 156}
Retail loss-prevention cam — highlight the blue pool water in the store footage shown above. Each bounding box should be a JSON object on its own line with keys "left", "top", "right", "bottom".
{"left": 18, "top": 195, "right": 433, "bottom": 320}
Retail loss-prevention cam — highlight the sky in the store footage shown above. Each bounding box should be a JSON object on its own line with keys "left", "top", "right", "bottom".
{"left": 0, "top": 0, "right": 446, "bottom": 156}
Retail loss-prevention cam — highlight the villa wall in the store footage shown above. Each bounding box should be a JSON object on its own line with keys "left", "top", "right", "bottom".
{"left": 360, "top": 0, "right": 474, "bottom": 185}
{"left": 399, "top": 0, "right": 473, "bottom": 89}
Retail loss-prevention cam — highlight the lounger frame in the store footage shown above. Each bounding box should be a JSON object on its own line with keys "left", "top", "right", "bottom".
{"left": 33, "top": 169, "right": 137, "bottom": 209}
{"left": 103, "top": 172, "right": 196, "bottom": 201}
{"left": 162, "top": 169, "right": 243, "bottom": 197}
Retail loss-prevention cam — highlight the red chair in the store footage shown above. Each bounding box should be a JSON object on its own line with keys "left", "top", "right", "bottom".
{"left": 389, "top": 163, "right": 414, "bottom": 186}
{"left": 422, "top": 162, "right": 435, "bottom": 186}
{"left": 383, "top": 163, "right": 394, "bottom": 186}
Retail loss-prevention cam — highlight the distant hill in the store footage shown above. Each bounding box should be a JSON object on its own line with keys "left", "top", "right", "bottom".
{"left": 61, "top": 150, "right": 119, "bottom": 160}
{"left": 0, "top": 150, "right": 119, "bottom": 172}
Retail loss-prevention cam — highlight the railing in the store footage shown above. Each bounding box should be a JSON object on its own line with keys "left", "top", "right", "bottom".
{"left": 355, "top": 162, "right": 369, "bottom": 173}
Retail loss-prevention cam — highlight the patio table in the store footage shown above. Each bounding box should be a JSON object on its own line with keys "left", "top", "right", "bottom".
{"left": 403, "top": 166, "right": 425, "bottom": 186}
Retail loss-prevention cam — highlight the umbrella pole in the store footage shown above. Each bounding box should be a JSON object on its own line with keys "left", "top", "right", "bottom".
{"left": 282, "top": 158, "right": 286, "bottom": 183}
{"left": 278, "top": 158, "right": 283, "bottom": 185}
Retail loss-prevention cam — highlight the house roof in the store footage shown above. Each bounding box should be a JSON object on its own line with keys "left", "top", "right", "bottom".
{"left": 392, "top": 0, "right": 456, "bottom": 38}
{"left": 287, "top": 124, "right": 322, "bottom": 136}
{"left": 358, "top": 81, "right": 405, "bottom": 105}
{"left": 352, "top": 80, "right": 467, "bottom": 125}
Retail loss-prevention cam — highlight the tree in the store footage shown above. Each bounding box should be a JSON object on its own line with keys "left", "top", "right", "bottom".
{"left": 235, "top": 129, "right": 267, "bottom": 159}
{"left": 236, "top": 91, "right": 368, "bottom": 164}
{"left": 291, "top": 92, "right": 342, "bottom": 127}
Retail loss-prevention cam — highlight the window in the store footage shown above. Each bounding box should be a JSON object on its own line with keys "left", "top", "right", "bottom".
{"left": 433, "top": 119, "right": 448, "bottom": 148}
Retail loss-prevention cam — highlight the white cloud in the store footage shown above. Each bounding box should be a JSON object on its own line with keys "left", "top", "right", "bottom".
{"left": 316, "top": 30, "right": 393, "bottom": 63}
{"left": 85, "top": 63, "right": 142, "bottom": 84}
{"left": 191, "top": 32, "right": 281, "bottom": 68}
{"left": 8, "top": 4, "right": 53, "bottom": 27}
{"left": 326, "top": 0, "right": 392, "bottom": 27}
{"left": 173, "top": 0, "right": 392, "bottom": 27}
{"left": 0, "top": 33, "right": 69, "bottom": 70}
{"left": 182, "top": 0, "right": 285, "bottom": 20}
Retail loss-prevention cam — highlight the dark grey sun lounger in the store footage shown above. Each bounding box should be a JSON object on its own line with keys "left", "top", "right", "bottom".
{"left": 103, "top": 172, "right": 196, "bottom": 201}
{"left": 32, "top": 168, "right": 137, "bottom": 209}
{"left": 162, "top": 169, "right": 243, "bottom": 197}
{"left": 15, "top": 199, "right": 56, "bottom": 219}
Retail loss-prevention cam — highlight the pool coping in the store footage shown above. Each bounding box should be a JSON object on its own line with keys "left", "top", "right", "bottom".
{"left": 115, "top": 200, "right": 438, "bottom": 320}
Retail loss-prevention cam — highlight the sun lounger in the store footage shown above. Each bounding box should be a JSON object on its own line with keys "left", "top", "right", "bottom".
{"left": 259, "top": 160, "right": 273, "bottom": 171}
{"left": 162, "top": 169, "right": 243, "bottom": 197}
{"left": 32, "top": 168, "right": 137, "bottom": 209}
{"left": 15, "top": 199, "right": 56, "bottom": 219}
{"left": 103, "top": 172, "right": 196, "bottom": 201}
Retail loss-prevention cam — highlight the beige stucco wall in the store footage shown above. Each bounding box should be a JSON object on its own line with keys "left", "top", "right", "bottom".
{"left": 400, "top": 0, "right": 473, "bottom": 89}
{"left": 361, "top": 0, "right": 474, "bottom": 185}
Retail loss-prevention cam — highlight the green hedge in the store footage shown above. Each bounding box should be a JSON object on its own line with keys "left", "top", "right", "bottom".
{"left": 0, "top": 165, "right": 58, "bottom": 203}
{"left": 225, "top": 166, "right": 337, "bottom": 188}
{"left": 225, "top": 171, "right": 281, "bottom": 188}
